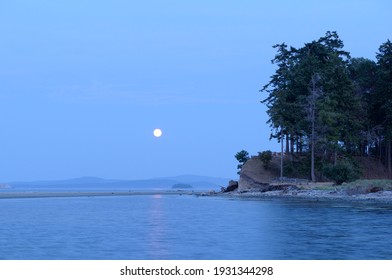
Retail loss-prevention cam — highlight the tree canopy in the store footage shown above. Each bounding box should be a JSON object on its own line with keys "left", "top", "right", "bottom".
{"left": 261, "top": 32, "right": 392, "bottom": 181}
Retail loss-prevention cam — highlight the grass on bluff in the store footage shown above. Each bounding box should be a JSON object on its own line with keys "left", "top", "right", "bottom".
{"left": 341, "top": 179, "right": 392, "bottom": 195}
{"left": 297, "top": 180, "right": 392, "bottom": 194}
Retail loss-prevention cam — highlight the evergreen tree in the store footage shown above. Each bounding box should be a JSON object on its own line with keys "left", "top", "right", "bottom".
{"left": 374, "top": 40, "right": 392, "bottom": 177}
{"left": 261, "top": 31, "right": 369, "bottom": 181}
{"left": 261, "top": 32, "right": 392, "bottom": 181}
{"left": 348, "top": 57, "right": 378, "bottom": 156}
{"left": 235, "top": 150, "right": 250, "bottom": 174}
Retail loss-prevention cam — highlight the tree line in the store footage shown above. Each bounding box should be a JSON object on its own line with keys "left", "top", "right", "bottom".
{"left": 260, "top": 31, "right": 392, "bottom": 182}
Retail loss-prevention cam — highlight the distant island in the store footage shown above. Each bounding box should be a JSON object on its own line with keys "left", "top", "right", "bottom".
{"left": 171, "top": 183, "right": 193, "bottom": 189}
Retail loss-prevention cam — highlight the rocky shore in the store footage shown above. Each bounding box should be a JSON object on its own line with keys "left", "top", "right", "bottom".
{"left": 2, "top": 183, "right": 392, "bottom": 205}
{"left": 218, "top": 188, "right": 392, "bottom": 204}
{"left": 216, "top": 155, "right": 392, "bottom": 205}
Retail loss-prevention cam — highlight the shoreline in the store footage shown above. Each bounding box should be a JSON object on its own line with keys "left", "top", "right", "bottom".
{"left": 0, "top": 190, "right": 193, "bottom": 199}
{"left": 1, "top": 189, "right": 392, "bottom": 205}
{"left": 217, "top": 189, "right": 392, "bottom": 205}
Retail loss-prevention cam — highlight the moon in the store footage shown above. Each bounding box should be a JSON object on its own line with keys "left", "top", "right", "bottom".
{"left": 153, "top": 128, "right": 162, "bottom": 137}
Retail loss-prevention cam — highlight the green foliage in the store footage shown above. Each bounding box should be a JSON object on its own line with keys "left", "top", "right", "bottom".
{"left": 323, "top": 160, "right": 361, "bottom": 185}
{"left": 258, "top": 150, "right": 272, "bottom": 169}
{"left": 282, "top": 154, "right": 314, "bottom": 179}
{"left": 343, "top": 180, "right": 392, "bottom": 194}
{"left": 375, "top": 40, "right": 392, "bottom": 138}
{"left": 261, "top": 32, "right": 392, "bottom": 180}
{"left": 235, "top": 150, "right": 249, "bottom": 174}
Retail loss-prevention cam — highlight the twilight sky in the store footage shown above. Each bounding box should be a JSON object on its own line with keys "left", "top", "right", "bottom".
{"left": 0, "top": 0, "right": 391, "bottom": 182}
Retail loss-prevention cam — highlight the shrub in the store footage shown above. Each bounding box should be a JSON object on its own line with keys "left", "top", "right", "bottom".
{"left": 343, "top": 179, "right": 392, "bottom": 195}
{"left": 323, "top": 160, "right": 360, "bottom": 185}
{"left": 258, "top": 150, "right": 272, "bottom": 169}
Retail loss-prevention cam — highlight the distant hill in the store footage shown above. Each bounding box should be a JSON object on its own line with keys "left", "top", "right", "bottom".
{"left": 10, "top": 176, "right": 124, "bottom": 186}
{"left": 154, "top": 174, "right": 230, "bottom": 188}
{"left": 6, "top": 175, "right": 231, "bottom": 191}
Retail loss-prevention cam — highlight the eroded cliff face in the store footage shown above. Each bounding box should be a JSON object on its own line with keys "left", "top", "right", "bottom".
{"left": 238, "top": 156, "right": 279, "bottom": 192}
{"left": 236, "top": 154, "right": 389, "bottom": 193}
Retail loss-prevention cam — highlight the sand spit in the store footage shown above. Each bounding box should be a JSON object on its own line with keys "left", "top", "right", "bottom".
{"left": 0, "top": 190, "right": 193, "bottom": 199}
{"left": 2, "top": 189, "right": 392, "bottom": 205}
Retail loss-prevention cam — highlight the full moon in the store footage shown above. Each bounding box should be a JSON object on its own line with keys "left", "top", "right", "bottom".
{"left": 153, "top": 128, "right": 162, "bottom": 137}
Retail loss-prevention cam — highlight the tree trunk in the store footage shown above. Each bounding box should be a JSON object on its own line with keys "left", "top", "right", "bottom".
{"left": 299, "top": 136, "right": 303, "bottom": 154}
{"left": 290, "top": 137, "right": 294, "bottom": 161}
{"left": 379, "top": 138, "right": 383, "bottom": 161}
{"left": 280, "top": 129, "right": 284, "bottom": 181}
{"left": 311, "top": 131, "right": 316, "bottom": 182}
{"left": 285, "top": 134, "right": 289, "bottom": 154}
{"left": 388, "top": 139, "right": 392, "bottom": 179}
{"left": 311, "top": 109, "right": 316, "bottom": 182}
{"left": 308, "top": 73, "right": 320, "bottom": 183}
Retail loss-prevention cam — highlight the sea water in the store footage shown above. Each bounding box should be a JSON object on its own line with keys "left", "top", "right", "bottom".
{"left": 1, "top": 194, "right": 392, "bottom": 260}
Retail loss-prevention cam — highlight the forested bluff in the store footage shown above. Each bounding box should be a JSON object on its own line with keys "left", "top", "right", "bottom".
{"left": 245, "top": 31, "right": 392, "bottom": 185}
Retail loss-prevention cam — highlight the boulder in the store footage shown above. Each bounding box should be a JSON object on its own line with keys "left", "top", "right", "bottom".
{"left": 223, "top": 180, "right": 238, "bottom": 192}
{"left": 370, "top": 186, "right": 383, "bottom": 193}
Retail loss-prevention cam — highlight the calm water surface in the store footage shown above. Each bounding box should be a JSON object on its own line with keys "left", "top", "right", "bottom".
{"left": 1, "top": 194, "right": 391, "bottom": 259}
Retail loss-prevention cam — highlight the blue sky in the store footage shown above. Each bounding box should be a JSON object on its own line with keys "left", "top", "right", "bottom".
{"left": 0, "top": 0, "right": 391, "bottom": 181}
